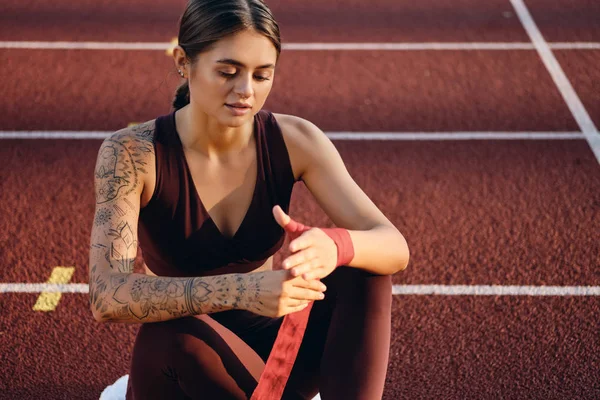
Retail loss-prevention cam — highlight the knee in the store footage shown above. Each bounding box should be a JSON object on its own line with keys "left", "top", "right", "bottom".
{"left": 137, "top": 317, "right": 217, "bottom": 360}
{"left": 333, "top": 266, "right": 392, "bottom": 288}
{"left": 328, "top": 267, "right": 392, "bottom": 308}
{"left": 168, "top": 316, "right": 221, "bottom": 358}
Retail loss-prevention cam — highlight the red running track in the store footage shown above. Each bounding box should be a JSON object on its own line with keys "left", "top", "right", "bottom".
{"left": 1, "top": 0, "right": 599, "bottom": 398}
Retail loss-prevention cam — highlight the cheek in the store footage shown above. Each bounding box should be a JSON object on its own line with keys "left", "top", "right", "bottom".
{"left": 191, "top": 72, "right": 227, "bottom": 99}
{"left": 254, "top": 82, "right": 274, "bottom": 101}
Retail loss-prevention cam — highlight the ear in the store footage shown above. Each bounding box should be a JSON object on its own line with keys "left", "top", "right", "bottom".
{"left": 172, "top": 45, "right": 188, "bottom": 75}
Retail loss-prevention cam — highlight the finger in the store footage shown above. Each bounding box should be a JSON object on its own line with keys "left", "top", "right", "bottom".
{"left": 290, "top": 258, "right": 320, "bottom": 277}
{"left": 273, "top": 205, "right": 310, "bottom": 235}
{"left": 282, "top": 248, "right": 316, "bottom": 269}
{"left": 287, "top": 299, "right": 313, "bottom": 308}
{"left": 285, "top": 217, "right": 309, "bottom": 234}
{"left": 272, "top": 205, "right": 290, "bottom": 229}
{"left": 290, "top": 287, "right": 326, "bottom": 301}
{"left": 292, "top": 277, "right": 327, "bottom": 292}
{"left": 289, "top": 302, "right": 311, "bottom": 314}
{"left": 302, "top": 267, "right": 326, "bottom": 281}
{"left": 289, "top": 230, "right": 316, "bottom": 253}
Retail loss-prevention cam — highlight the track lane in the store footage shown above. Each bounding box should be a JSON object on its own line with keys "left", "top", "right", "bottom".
{"left": 1, "top": 293, "right": 598, "bottom": 399}
{"left": 555, "top": 50, "right": 600, "bottom": 128}
{"left": 0, "top": 0, "right": 527, "bottom": 43}
{"left": 525, "top": 0, "right": 600, "bottom": 42}
{"left": 0, "top": 49, "right": 579, "bottom": 131}
{"left": 0, "top": 294, "right": 136, "bottom": 400}
{"left": 1, "top": 139, "right": 598, "bottom": 285}
{"left": 385, "top": 295, "right": 600, "bottom": 399}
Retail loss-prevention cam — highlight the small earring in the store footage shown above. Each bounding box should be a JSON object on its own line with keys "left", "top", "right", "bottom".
{"left": 178, "top": 69, "right": 184, "bottom": 77}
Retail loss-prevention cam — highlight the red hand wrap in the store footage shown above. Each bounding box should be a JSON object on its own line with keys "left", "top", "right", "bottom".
{"left": 283, "top": 217, "right": 354, "bottom": 268}
{"left": 282, "top": 218, "right": 310, "bottom": 238}
{"left": 250, "top": 215, "right": 354, "bottom": 400}
{"left": 320, "top": 227, "right": 355, "bottom": 267}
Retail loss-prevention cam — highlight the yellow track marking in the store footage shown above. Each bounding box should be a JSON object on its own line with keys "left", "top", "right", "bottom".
{"left": 33, "top": 267, "right": 75, "bottom": 312}
{"left": 166, "top": 37, "right": 178, "bottom": 56}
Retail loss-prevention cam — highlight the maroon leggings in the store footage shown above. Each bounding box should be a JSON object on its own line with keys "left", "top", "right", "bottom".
{"left": 125, "top": 267, "right": 392, "bottom": 400}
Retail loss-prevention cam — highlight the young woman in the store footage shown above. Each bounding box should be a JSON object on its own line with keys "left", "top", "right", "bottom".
{"left": 89, "top": 0, "right": 410, "bottom": 399}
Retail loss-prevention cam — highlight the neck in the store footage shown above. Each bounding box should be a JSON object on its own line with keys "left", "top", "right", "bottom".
{"left": 175, "top": 105, "right": 254, "bottom": 161}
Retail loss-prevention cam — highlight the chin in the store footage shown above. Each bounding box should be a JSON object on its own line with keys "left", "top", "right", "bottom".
{"left": 220, "top": 110, "right": 254, "bottom": 127}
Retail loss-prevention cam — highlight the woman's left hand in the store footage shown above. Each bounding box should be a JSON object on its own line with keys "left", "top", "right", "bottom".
{"left": 273, "top": 206, "right": 338, "bottom": 281}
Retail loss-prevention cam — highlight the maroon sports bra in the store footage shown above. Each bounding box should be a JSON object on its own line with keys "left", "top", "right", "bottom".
{"left": 138, "top": 109, "right": 297, "bottom": 277}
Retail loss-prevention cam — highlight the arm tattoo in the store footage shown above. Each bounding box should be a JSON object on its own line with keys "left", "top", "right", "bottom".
{"left": 94, "top": 207, "right": 113, "bottom": 226}
{"left": 94, "top": 121, "right": 155, "bottom": 205}
{"left": 89, "top": 265, "right": 108, "bottom": 313}
{"left": 232, "top": 273, "right": 264, "bottom": 313}
{"left": 90, "top": 271, "right": 260, "bottom": 322}
{"left": 106, "top": 221, "right": 137, "bottom": 273}
{"left": 111, "top": 276, "right": 215, "bottom": 321}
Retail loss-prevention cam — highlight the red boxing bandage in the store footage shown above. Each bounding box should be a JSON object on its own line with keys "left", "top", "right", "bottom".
{"left": 282, "top": 217, "right": 354, "bottom": 268}
{"left": 251, "top": 215, "right": 355, "bottom": 400}
{"left": 282, "top": 218, "right": 310, "bottom": 239}
{"left": 320, "top": 227, "right": 355, "bottom": 267}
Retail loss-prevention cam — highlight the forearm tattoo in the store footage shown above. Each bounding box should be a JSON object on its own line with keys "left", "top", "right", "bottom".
{"left": 231, "top": 273, "right": 264, "bottom": 314}
{"left": 89, "top": 262, "right": 253, "bottom": 321}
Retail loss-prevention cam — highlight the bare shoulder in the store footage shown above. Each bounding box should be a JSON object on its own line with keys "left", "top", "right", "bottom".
{"left": 272, "top": 113, "right": 324, "bottom": 145}
{"left": 108, "top": 118, "right": 157, "bottom": 149}
{"left": 94, "top": 119, "right": 157, "bottom": 204}
{"left": 272, "top": 113, "right": 330, "bottom": 181}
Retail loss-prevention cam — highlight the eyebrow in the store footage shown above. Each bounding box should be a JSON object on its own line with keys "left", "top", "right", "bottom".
{"left": 215, "top": 58, "right": 275, "bottom": 69}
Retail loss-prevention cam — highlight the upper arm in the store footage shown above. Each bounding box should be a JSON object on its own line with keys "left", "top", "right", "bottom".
{"left": 89, "top": 122, "right": 155, "bottom": 278}
{"left": 275, "top": 114, "right": 395, "bottom": 231}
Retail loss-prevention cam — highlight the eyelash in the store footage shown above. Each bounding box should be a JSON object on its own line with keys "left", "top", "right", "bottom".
{"left": 219, "top": 71, "right": 270, "bottom": 81}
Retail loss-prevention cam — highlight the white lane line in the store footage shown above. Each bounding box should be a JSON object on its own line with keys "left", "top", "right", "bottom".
{"left": 326, "top": 132, "right": 584, "bottom": 141}
{"left": 393, "top": 285, "right": 600, "bottom": 296}
{"left": 510, "top": 0, "right": 600, "bottom": 165}
{"left": 1, "top": 283, "right": 599, "bottom": 296}
{"left": 1, "top": 283, "right": 89, "bottom": 293}
{"left": 0, "top": 41, "right": 599, "bottom": 51}
{"left": 0, "top": 131, "right": 585, "bottom": 141}
{"left": 285, "top": 42, "right": 600, "bottom": 51}
{"left": 0, "top": 131, "right": 110, "bottom": 139}
{"left": 551, "top": 42, "right": 600, "bottom": 50}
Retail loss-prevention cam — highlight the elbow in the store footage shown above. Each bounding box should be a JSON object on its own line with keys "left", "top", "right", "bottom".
{"left": 89, "top": 292, "right": 112, "bottom": 323}
{"left": 90, "top": 303, "right": 109, "bottom": 323}
{"left": 91, "top": 307, "right": 104, "bottom": 323}
{"left": 395, "top": 234, "right": 410, "bottom": 273}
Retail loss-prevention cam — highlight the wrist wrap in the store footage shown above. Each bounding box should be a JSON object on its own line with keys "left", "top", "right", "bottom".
{"left": 320, "top": 228, "right": 355, "bottom": 267}
{"left": 284, "top": 218, "right": 354, "bottom": 268}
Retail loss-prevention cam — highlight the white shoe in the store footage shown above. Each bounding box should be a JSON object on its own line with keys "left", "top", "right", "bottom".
{"left": 99, "top": 374, "right": 322, "bottom": 400}
{"left": 99, "top": 374, "right": 128, "bottom": 400}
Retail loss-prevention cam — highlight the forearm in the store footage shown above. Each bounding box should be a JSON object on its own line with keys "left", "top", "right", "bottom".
{"left": 90, "top": 269, "right": 249, "bottom": 323}
{"left": 346, "top": 225, "right": 410, "bottom": 275}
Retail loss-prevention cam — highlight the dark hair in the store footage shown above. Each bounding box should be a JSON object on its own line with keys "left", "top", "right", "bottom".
{"left": 172, "top": 0, "right": 281, "bottom": 110}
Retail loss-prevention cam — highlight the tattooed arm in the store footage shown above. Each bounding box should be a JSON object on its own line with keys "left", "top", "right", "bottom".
{"left": 88, "top": 123, "right": 260, "bottom": 323}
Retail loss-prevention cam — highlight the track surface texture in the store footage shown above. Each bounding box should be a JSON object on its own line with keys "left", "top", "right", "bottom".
{"left": 1, "top": 0, "right": 599, "bottom": 399}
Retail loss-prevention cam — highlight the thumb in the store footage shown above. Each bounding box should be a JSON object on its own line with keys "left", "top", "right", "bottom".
{"left": 272, "top": 205, "right": 291, "bottom": 229}
{"left": 272, "top": 205, "right": 310, "bottom": 234}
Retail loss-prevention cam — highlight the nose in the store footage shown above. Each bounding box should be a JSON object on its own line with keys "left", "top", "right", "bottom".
{"left": 234, "top": 74, "right": 253, "bottom": 99}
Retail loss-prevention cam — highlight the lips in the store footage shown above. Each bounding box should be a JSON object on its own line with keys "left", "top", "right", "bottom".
{"left": 226, "top": 103, "right": 251, "bottom": 109}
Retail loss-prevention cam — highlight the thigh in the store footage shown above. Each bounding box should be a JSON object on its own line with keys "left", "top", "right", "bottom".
{"left": 212, "top": 296, "right": 336, "bottom": 400}
{"left": 127, "top": 315, "right": 268, "bottom": 400}
{"left": 209, "top": 309, "right": 284, "bottom": 364}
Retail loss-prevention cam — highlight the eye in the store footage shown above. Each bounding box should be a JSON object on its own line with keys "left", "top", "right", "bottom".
{"left": 218, "top": 71, "right": 270, "bottom": 82}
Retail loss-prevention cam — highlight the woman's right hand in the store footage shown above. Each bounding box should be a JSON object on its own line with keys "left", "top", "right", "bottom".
{"left": 238, "top": 269, "right": 327, "bottom": 318}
